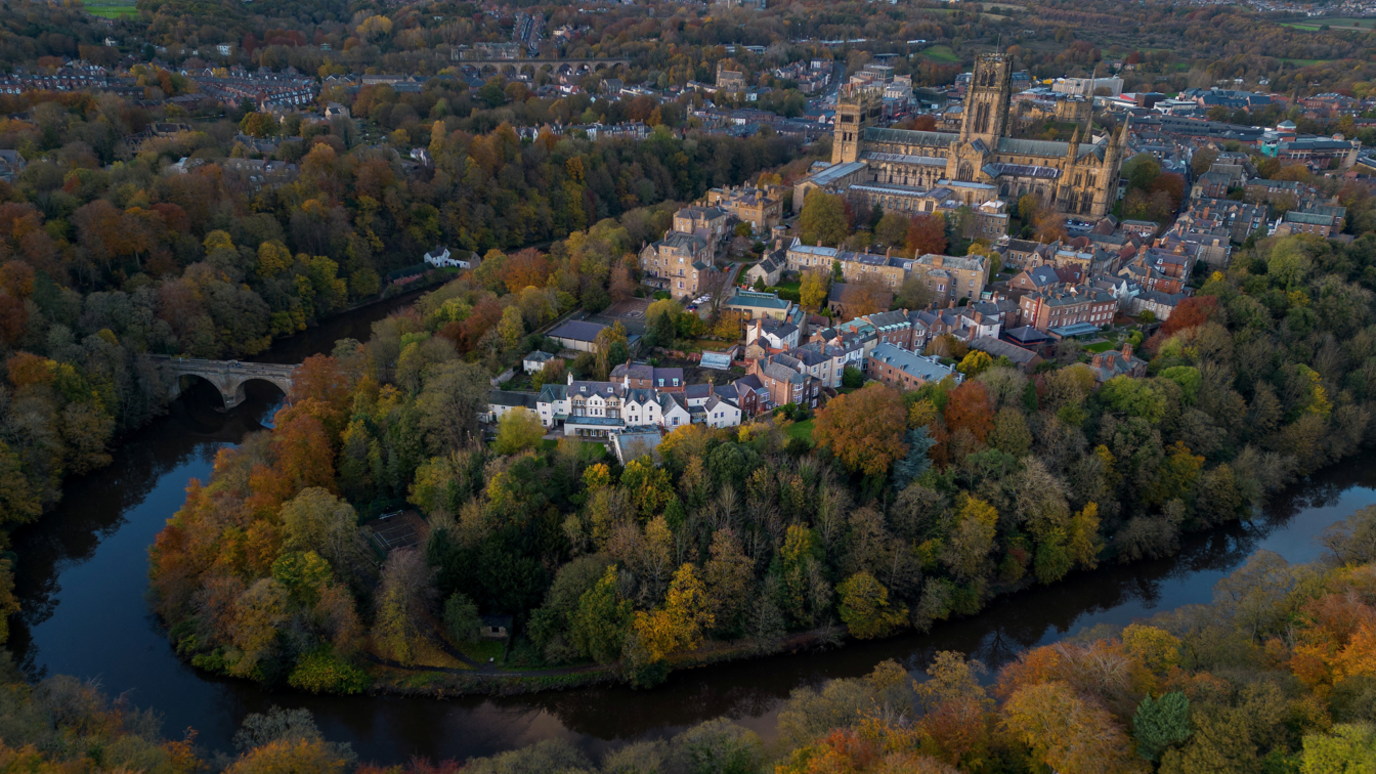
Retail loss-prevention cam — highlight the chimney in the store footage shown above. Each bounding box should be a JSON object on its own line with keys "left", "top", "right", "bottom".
{"left": 1122, "top": 343, "right": 1133, "bottom": 359}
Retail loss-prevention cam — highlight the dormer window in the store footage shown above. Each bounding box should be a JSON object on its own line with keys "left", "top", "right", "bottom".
{"left": 580, "top": 386, "right": 586, "bottom": 393}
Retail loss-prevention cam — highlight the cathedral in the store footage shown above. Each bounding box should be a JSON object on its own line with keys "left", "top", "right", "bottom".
{"left": 825, "top": 53, "right": 1126, "bottom": 218}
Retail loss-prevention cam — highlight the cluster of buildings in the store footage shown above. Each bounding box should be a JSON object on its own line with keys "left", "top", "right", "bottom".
{"left": 0, "top": 60, "right": 318, "bottom": 112}
{"left": 638, "top": 187, "right": 788, "bottom": 299}
{"left": 511, "top": 11, "right": 547, "bottom": 56}
{"left": 771, "top": 59, "right": 832, "bottom": 95}
{"left": 0, "top": 62, "right": 140, "bottom": 97}
{"left": 532, "top": 369, "right": 744, "bottom": 439}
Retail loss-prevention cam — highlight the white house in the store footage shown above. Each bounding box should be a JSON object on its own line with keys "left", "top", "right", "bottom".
{"left": 485, "top": 390, "right": 539, "bottom": 423}
{"left": 702, "top": 396, "right": 742, "bottom": 429}
{"left": 423, "top": 247, "right": 477, "bottom": 269}
{"left": 658, "top": 392, "right": 692, "bottom": 430}
{"left": 523, "top": 351, "right": 558, "bottom": 374}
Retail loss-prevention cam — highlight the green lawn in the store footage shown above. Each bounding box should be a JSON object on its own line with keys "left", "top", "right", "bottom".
{"left": 920, "top": 45, "right": 960, "bottom": 64}
{"left": 539, "top": 439, "right": 607, "bottom": 459}
{"left": 787, "top": 419, "right": 816, "bottom": 446}
{"left": 1279, "top": 18, "right": 1373, "bottom": 32}
{"left": 1084, "top": 340, "right": 1116, "bottom": 353}
{"left": 82, "top": 0, "right": 139, "bottom": 18}
{"left": 457, "top": 639, "right": 506, "bottom": 664}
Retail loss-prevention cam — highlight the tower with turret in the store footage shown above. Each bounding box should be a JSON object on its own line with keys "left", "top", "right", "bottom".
{"left": 832, "top": 84, "right": 883, "bottom": 164}
{"left": 960, "top": 53, "right": 1013, "bottom": 146}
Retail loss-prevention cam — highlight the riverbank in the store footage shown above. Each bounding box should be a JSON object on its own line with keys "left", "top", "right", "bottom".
{"left": 358, "top": 628, "right": 842, "bottom": 698}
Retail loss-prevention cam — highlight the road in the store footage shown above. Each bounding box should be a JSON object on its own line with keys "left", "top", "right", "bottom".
{"left": 816, "top": 61, "right": 847, "bottom": 108}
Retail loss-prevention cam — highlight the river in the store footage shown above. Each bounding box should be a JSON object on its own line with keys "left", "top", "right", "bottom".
{"left": 8, "top": 297, "right": 1376, "bottom": 764}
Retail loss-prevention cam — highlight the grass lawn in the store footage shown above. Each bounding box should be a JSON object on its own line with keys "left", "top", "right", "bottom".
{"left": 787, "top": 419, "right": 816, "bottom": 446}
{"left": 1280, "top": 18, "right": 1372, "bottom": 31}
{"left": 539, "top": 439, "right": 607, "bottom": 459}
{"left": 1084, "top": 340, "right": 1117, "bottom": 353}
{"left": 458, "top": 639, "right": 506, "bottom": 664}
{"left": 920, "top": 45, "right": 960, "bottom": 64}
{"left": 83, "top": 0, "right": 139, "bottom": 18}
{"left": 772, "top": 280, "right": 801, "bottom": 293}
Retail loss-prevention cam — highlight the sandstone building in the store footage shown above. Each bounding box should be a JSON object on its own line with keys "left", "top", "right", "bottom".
{"left": 815, "top": 53, "right": 1126, "bottom": 219}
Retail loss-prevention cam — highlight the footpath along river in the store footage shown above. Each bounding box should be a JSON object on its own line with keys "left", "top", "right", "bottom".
{"left": 9, "top": 294, "right": 1376, "bottom": 763}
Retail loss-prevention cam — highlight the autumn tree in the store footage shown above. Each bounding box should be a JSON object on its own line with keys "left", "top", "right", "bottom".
{"left": 814, "top": 383, "right": 908, "bottom": 477}
{"left": 836, "top": 571, "right": 907, "bottom": 639}
{"left": 571, "top": 565, "right": 632, "bottom": 664}
{"left": 279, "top": 487, "right": 364, "bottom": 576}
{"left": 372, "top": 549, "right": 436, "bottom": 666}
{"left": 494, "top": 407, "right": 543, "bottom": 455}
{"left": 799, "top": 189, "right": 849, "bottom": 247}
{"left": 1001, "top": 681, "right": 1143, "bottom": 774}
{"left": 907, "top": 213, "right": 948, "bottom": 256}
{"left": 800, "top": 269, "right": 831, "bottom": 310}
{"left": 626, "top": 563, "right": 714, "bottom": 683}
{"left": 620, "top": 457, "right": 674, "bottom": 518}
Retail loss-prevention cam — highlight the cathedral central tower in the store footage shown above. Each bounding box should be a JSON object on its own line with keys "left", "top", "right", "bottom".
{"left": 959, "top": 54, "right": 1012, "bottom": 147}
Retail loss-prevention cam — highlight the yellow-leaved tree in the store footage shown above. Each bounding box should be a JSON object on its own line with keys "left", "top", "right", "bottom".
{"left": 625, "top": 563, "right": 714, "bottom": 687}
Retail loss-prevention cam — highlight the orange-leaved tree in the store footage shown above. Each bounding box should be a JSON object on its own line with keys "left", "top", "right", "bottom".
{"left": 814, "top": 383, "right": 908, "bottom": 477}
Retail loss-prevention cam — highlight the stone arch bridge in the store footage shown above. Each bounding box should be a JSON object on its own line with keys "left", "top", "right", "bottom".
{"left": 149, "top": 356, "right": 298, "bottom": 411}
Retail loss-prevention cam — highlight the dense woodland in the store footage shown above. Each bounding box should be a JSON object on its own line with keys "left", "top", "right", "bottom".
{"left": 0, "top": 87, "right": 796, "bottom": 652}
{"left": 3, "top": 507, "right": 1374, "bottom": 772}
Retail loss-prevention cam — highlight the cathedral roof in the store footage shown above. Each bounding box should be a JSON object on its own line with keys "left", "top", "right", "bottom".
{"left": 995, "top": 137, "right": 1070, "bottom": 156}
{"left": 861, "top": 151, "right": 948, "bottom": 167}
{"left": 994, "top": 137, "right": 1108, "bottom": 161}
{"left": 863, "top": 126, "right": 958, "bottom": 146}
{"left": 982, "top": 162, "right": 1060, "bottom": 179}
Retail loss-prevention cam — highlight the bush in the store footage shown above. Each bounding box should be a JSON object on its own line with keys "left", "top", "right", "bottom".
{"left": 841, "top": 366, "right": 864, "bottom": 389}
{"left": 444, "top": 592, "right": 481, "bottom": 644}
{"left": 287, "top": 647, "right": 370, "bottom": 694}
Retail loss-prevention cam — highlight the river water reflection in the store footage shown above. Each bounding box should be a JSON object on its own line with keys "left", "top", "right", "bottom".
{"left": 9, "top": 300, "right": 1376, "bottom": 763}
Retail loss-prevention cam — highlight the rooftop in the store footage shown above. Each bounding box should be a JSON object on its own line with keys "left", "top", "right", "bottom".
{"left": 727, "top": 290, "right": 791, "bottom": 310}
{"left": 868, "top": 342, "right": 959, "bottom": 383}
{"left": 549, "top": 320, "right": 608, "bottom": 342}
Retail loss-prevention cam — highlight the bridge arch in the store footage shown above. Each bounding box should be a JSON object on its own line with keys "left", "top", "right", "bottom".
{"left": 154, "top": 357, "right": 298, "bottom": 412}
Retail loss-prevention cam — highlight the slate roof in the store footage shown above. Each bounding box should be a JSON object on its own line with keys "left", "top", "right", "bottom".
{"left": 969, "top": 337, "right": 1039, "bottom": 365}
{"left": 549, "top": 320, "right": 608, "bottom": 342}
{"left": 489, "top": 390, "right": 538, "bottom": 408}
{"left": 868, "top": 342, "right": 958, "bottom": 382}
{"left": 862, "top": 126, "right": 958, "bottom": 146}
